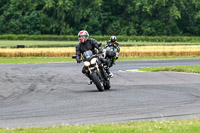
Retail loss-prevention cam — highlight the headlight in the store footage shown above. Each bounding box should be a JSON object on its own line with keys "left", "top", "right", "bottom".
{"left": 91, "top": 58, "right": 97, "bottom": 64}
{"left": 84, "top": 61, "right": 90, "bottom": 66}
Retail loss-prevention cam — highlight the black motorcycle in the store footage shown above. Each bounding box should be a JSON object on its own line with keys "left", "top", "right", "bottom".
{"left": 72, "top": 50, "right": 111, "bottom": 92}
{"left": 104, "top": 46, "right": 117, "bottom": 67}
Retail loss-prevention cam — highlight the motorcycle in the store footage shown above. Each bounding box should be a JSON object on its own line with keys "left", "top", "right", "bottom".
{"left": 72, "top": 50, "right": 111, "bottom": 92}
{"left": 104, "top": 45, "right": 117, "bottom": 67}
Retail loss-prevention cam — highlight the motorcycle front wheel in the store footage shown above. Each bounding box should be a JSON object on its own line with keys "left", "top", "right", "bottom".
{"left": 91, "top": 72, "right": 104, "bottom": 92}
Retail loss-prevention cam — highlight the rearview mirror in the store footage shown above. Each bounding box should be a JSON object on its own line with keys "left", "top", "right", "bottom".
{"left": 72, "top": 55, "right": 77, "bottom": 59}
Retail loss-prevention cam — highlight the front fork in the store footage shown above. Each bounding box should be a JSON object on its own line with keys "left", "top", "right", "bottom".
{"left": 88, "top": 63, "right": 103, "bottom": 82}
{"left": 98, "top": 62, "right": 110, "bottom": 81}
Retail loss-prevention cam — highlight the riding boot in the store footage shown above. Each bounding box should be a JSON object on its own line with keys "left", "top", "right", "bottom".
{"left": 105, "top": 67, "right": 113, "bottom": 78}
{"left": 85, "top": 73, "right": 92, "bottom": 85}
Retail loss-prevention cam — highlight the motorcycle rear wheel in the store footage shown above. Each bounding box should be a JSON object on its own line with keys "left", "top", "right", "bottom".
{"left": 104, "top": 80, "right": 111, "bottom": 90}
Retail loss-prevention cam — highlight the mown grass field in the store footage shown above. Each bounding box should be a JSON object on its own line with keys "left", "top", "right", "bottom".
{"left": 0, "top": 119, "right": 200, "bottom": 133}
{"left": 0, "top": 40, "right": 77, "bottom": 48}
{"left": 1, "top": 40, "right": 200, "bottom": 48}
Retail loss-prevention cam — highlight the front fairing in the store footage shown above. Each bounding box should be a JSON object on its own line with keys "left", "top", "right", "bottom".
{"left": 83, "top": 50, "right": 99, "bottom": 72}
{"left": 83, "top": 50, "right": 93, "bottom": 60}
{"left": 106, "top": 47, "right": 116, "bottom": 57}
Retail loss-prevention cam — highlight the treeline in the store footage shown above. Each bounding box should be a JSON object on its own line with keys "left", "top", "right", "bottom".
{"left": 0, "top": 0, "right": 200, "bottom": 36}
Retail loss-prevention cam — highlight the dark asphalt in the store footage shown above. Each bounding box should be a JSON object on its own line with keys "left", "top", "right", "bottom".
{"left": 0, "top": 59, "right": 200, "bottom": 128}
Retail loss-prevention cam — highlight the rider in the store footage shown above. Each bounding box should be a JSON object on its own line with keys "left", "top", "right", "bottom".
{"left": 103, "top": 36, "right": 120, "bottom": 77}
{"left": 76, "top": 30, "right": 108, "bottom": 85}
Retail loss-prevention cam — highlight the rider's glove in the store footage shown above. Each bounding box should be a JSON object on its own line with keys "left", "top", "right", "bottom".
{"left": 116, "top": 52, "right": 119, "bottom": 60}
{"left": 76, "top": 58, "right": 81, "bottom": 63}
{"left": 98, "top": 48, "right": 103, "bottom": 54}
{"left": 103, "top": 50, "right": 106, "bottom": 58}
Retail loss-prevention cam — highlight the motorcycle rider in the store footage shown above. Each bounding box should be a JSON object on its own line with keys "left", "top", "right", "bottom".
{"left": 103, "top": 36, "right": 120, "bottom": 77}
{"left": 76, "top": 30, "right": 109, "bottom": 85}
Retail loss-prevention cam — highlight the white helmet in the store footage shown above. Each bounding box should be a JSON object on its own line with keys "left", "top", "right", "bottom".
{"left": 78, "top": 30, "right": 89, "bottom": 43}
{"left": 110, "top": 36, "right": 117, "bottom": 44}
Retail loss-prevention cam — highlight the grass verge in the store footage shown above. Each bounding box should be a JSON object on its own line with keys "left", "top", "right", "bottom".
{"left": 0, "top": 119, "right": 200, "bottom": 133}
{"left": 0, "top": 57, "right": 74, "bottom": 64}
{"left": 0, "top": 57, "right": 200, "bottom": 64}
{"left": 0, "top": 40, "right": 77, "bottom": 48}
{"left": 117, "top": 56, "right": 200, "bottom": 61}
{"left": 139, "top": 65, "right": 200, "bottom": 73}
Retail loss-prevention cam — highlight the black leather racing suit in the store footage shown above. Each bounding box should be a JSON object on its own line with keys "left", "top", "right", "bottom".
{"left": 104, "top": 40, "right": 120, "bottom": 53}
{"left": 104, "top": 40, "right": 120, "bottom": 67}
{"left": 76, "top": 38, "right": 107, "bottom": 78}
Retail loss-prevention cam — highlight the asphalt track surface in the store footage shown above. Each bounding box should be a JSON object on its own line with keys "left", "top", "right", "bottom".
{"left": 0, "top": 59, "right": 200, "bottom": 128}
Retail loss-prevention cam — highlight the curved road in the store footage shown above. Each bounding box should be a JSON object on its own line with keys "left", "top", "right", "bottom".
{"left": 0, "top": 59, "right": 200, "bottom": 128}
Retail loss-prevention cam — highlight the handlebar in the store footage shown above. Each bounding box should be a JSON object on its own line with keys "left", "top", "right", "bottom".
{"left": 72, "top": 53, "right": 102, "bottom": 64}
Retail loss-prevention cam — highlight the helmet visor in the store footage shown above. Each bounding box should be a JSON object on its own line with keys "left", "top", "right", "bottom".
{"left": 79, "top": 35, "right": 87, "bottom": 40}
{"left": 111, "top": 36, "right": 116, "bottom": 42}
{"left": 78, "top": 35, "right": 88, "bottom": 43}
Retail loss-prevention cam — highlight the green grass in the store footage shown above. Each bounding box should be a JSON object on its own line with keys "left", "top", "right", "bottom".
{"left": 0, "top": 119, "right": 200, "bottom": 133}
{"left": 0, "top": 40, "right": 77, "bottom": 48}
{"left": 139, "top": 65, "right": 200, "bottom": 73}
{"left": 118, "top": 42, "right": 200, "bottom": 47}
{"left": 117, "top": 56, "right": 200, "bottom": 61}
{"left": 0, "top": 57, "right": 200, "bottom": 64}
{"left": 1, "top": 40, "right": 200, "bottom": 48}
{"left": 1, "top": 34, "right": 200, "bottom": 42}
{"left": 0, "top": 57, "right": 74, "bottom": 64}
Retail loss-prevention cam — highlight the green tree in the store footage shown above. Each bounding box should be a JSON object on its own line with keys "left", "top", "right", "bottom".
{"left": 0, "top": 0, "right": 200, "bottom": 36}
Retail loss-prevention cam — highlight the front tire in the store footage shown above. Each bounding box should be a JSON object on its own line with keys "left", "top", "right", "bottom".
{"left": 91, "top": 72, "right": 104, "bottom": 92}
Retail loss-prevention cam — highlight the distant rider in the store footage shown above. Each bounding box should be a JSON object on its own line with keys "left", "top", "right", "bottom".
{"left": 76, "top": 30, "right": 108, "bottom": 85}
{"left": 103, "top": 36, "right": 120, "bottom": 77}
